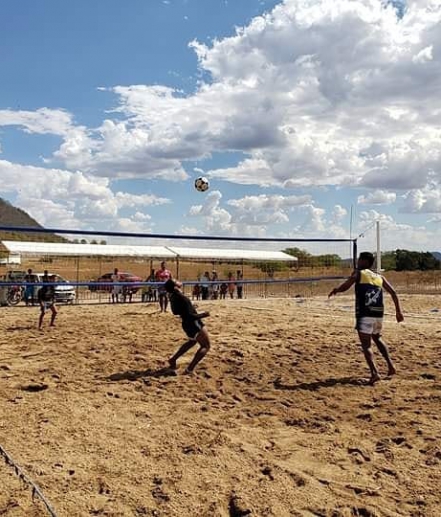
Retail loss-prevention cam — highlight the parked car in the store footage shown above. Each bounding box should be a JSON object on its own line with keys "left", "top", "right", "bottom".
{"left": 88, "top": 272, "right": 143, "bottom": 293}
{"left": 34, "top": 273, "right": 76, "bottom": 304}
{"left": 0, "top": 271, "right": 76, "bottom": 305}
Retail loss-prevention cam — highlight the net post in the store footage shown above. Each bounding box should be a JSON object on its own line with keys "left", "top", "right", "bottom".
{"left": 376, "top": 221, "right": 381, "bottom": 272}
{"left": 352, "top": 239, "right": 358, "bottom": 268}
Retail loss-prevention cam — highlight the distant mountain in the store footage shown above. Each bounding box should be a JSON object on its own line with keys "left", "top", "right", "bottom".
{"left": 0, "top": 198, "right": 65, "bottom": 242}
{"left": 432, "top": 251, "right": 441, "bottom": 261}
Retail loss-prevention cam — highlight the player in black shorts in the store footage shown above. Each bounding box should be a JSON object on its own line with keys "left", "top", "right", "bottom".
{"left": 38, "top": 274, "right": 57, "bottom": 330}
{"left": 165, "top": 279, "right": 211, "bottom": 374}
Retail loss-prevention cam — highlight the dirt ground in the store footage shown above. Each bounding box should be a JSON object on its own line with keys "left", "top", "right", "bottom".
{"left": 0, "top": 293, "right": 440, "bottom": 516}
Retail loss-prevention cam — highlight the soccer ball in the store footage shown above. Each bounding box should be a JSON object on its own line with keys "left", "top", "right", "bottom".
{"left": 194, "top": 176, "right": 209, "bottom": 192}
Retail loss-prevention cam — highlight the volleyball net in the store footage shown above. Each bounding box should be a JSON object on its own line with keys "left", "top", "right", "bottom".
{"left": 0, "top": 225, "right": 357, "bottom": 304}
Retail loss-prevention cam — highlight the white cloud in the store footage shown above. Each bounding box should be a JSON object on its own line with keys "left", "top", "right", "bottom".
{"left": 2, "top": 0, "right": 440, "bottom": 195}
{"left": 413, "top": 45, "right": 433, "bottom": 64}
{"left": 356, "top": 209, "right": 440, "bottom": 250}
{"left": 0, "top": 108, "right": 74, "bottom": 136}
{"left": 332, "top": 204, "right": 348, "bottom": 222}
{"left": 0, "top": 159, "right": 170, "bottom": 228}
{"left": 358, "top": 190, "right": 397, "bottom": 205}
{"left": 1, "top": 0, "right": 441, "bottom": 247}
{"left": 187, "top": 190, "right": 350, "bottom": 240}
{"left": 401, "top": 185, "right": 441, "bottom": 213}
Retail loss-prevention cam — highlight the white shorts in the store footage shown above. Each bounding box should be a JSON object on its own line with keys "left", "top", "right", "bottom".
{"left": 356, "top": 317, "right": 383, "bottom": 335}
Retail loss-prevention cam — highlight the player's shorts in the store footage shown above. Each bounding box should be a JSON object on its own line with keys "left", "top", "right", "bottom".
{"left": 41, "top": 301, "right": 54, "bottom": 313}
{"left": 356, "top": 317, "right": 383, "bottom": 335}
{"left": 182, "top": 319, "right": 204, "bottom": 339}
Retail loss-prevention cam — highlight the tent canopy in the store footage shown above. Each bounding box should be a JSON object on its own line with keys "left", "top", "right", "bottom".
{"left": 1, "top": 241, "right": 297, "bottom": 262}
{"left": 1, "top": 241, "right": 175, "bottom": 258}
{"left": 167, "top": 246, "right": 296, "bottom": 262}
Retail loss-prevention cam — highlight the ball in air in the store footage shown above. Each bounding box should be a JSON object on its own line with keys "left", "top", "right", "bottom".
{"left": 194, "top": 176, "right": 209, "bottom": 192}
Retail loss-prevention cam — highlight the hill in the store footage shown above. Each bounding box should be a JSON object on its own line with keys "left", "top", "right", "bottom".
{"left": 0, "top": 198, "right": 65, "bottom": 243}
{"left": 432, "top": 251, "right": 441, "bottom": 261}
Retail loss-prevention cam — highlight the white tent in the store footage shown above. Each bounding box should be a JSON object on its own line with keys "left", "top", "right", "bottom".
{"left": 1, "top": 241, "right": 175, "bottom": 258}
{"left": 1, "top": 241, "right": 297, "bottom": 263}
{"left": 167, "top": 246, "right": 296, "bottom": 263}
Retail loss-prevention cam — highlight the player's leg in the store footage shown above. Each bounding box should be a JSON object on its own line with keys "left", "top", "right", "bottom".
{"left": 358, "top": 331, "right": 380, "bottom": 384}
{"left": 49, "top": 304, "right": 57, "bottom": 326}
{"left": 168, "top": 339, "right": 197, "bottom": 369}
{"left": 163, "top": 293, "right": 168, "bottom": 312}
{"left": 38, "top": 305, "right": 45, "bottom": 329}
{"left": 372, "top": 333, "right": 396, "bottom": 376}
{"left": 184, "top": 327, "right": 211, "bottom": 374}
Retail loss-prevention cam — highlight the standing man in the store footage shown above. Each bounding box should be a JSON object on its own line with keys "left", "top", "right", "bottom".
{"left": 24, "top": 268, "right": 37, "bottom": 306}
{"left": 38, "top": 274, "right": 57, "bottom": 330}
{"left": 165, "top": 279, "right": 211, "bottom": 374}
{"left": 155, "top": 261, "right": 172, "bottom": 312}
{"left": 236, "top": 270, "right": 244, "bottom": 299}
{"left": 111, "top": 268, "right": 121, "bottom": 303}
{"left": 329, "top": 251, "right": 404, "bottom": 384}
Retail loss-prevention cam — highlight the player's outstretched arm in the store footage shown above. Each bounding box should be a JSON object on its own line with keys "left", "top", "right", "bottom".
{"left": 382, "top": 277, "right": 404, "bottom": 322}
{"left": 328, "top": 271, "right": 357, "bottom": 297}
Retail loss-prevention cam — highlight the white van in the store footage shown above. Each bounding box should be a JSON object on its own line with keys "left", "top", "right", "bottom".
{"left": 34, "top": 273, "right": 76, "bottom": 304}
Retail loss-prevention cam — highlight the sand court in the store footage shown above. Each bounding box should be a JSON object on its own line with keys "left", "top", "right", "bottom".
{"left": 0, "top": 295, "right": 440, "bottom": 516}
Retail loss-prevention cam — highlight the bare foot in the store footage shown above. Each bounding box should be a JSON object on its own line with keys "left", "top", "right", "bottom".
{"left": 387, "top": 366, "right": 397, "bottom": 376}
{"left": 183, "top": 368, "right": 194, "bottom": 375}
{"left": 369, "top": 373, "right": 381, "bottom": 385}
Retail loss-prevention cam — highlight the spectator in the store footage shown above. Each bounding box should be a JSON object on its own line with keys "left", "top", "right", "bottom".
{"left": 192, "top": 282, "right": 201, "bottom": 301}
{"left": 122, "top": 286, "right": 134, "bottom": 303}
{"left": 201, "top": 271, "right": 210, "bottom": 300}
{"left": 155, "top": 261, "right": 172, "bottom": 312}
{"left": 211, "top": 270, "right": 219, "bottom": 299}
{"left": 236, "top": 270, "right": 244, "bottom": 299}
{"left": 219, "top": 280, "right": 228, "bottom": 299}
{"left": 24, "top": 268, "right": 37, "bottom": 306}
{"left": 142, "top": 268, "right": 157, "bottom": 302}
{"left": 111, "top": 268, "right": 121, "bottom": 303}
{"left": 228, "top": 272, "right": 235, "bottom": 299}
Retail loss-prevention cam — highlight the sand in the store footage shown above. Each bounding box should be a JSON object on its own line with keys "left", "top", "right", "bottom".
{"left": 0, "top": 294, "right": 440, "bottom": 516}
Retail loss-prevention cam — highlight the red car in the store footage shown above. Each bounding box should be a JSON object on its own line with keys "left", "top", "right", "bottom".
{"left": 88, "top": 272, "right": 143, "bottom": 293}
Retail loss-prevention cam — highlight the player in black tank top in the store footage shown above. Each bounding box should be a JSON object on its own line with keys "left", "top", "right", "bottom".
{"left": 165, "top": 279, "right": 211, "bottom": 374}
{"left": 329, "top": 252, "right": 403, "bottom": 384}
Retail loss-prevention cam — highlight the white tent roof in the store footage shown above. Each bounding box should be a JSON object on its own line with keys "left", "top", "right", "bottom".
{"left": 1, "top": 241, "right": 297, "bottom": 262}
{"left": 167, "top": 246, "right": 296, "bottom": 262}
{"left": 1, "top": 241, "right": 175, "bottom": 258}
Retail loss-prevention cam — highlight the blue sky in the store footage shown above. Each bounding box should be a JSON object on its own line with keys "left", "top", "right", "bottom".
{"left": 0, "top": 0, "right": 440, "bottom": 252}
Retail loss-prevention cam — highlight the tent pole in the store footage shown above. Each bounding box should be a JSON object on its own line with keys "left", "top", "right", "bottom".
{"left": 75, "top": 256, "right": 80, "bottom": 304}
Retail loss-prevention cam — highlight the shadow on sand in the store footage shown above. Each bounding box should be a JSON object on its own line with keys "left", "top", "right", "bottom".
{"left": 273, "top": 376, "right": 367, "bottom": 391}
{"left": 6, "top": 325, "right": 36, "bottom": 331}
{"left": 108, "top": 367, "right": 177, "bottom": 382}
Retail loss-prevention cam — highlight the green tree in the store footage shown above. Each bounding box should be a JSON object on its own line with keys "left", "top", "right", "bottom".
{"left": 380, "top": 251, "right": 396, "bottom": 271}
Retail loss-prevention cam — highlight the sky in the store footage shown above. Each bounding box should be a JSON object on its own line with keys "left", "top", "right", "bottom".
{"left": 0, "top": 0, "right": 440, "bottom": 253}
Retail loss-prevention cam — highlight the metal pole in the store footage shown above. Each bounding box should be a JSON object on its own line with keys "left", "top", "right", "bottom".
{"left": 376, "top": 221, "right": 381, "bottom": 272}
{"left": 75, "top": 256, "right": 80, "bottom": 304}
